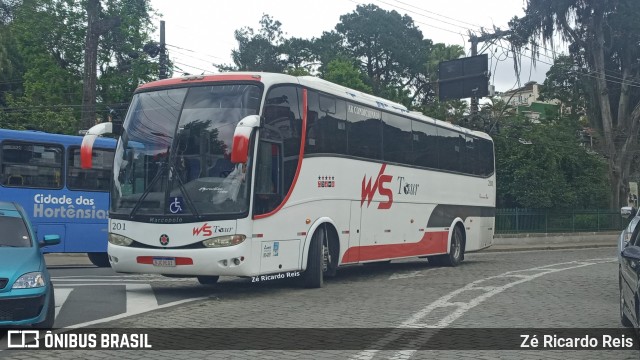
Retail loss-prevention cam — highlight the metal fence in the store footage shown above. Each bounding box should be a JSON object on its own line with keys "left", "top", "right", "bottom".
{"left": 495, "top": 208, "right": 627, "bottom": 234}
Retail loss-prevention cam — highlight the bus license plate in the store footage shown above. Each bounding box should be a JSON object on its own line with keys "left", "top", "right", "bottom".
{"left": 152, "top": 257, "right": 176, "bottom": 267}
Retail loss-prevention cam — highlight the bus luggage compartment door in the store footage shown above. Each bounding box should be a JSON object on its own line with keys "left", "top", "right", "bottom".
{"left": 259, "top": 239, "right": 300, "bottom": 274}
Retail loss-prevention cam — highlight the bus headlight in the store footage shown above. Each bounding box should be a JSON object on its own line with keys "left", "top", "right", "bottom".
{"left": 202, "top": 234, "right": 246, "bottom": 248}
{"left": 109, "top": 233, "right": 133, "bottom": 246}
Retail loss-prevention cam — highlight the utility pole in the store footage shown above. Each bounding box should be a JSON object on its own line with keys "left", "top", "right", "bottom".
{"left": 469, "top": 37, "right": 480, "bottom": 115}
{"left": 159, "top": 20, "right": 167, "bottom": 80}
{"left": 468, "top": 29, "right": 510, "bottom": 116}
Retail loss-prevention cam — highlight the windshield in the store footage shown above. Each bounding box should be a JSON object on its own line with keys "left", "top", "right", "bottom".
{"left": 111, "top": 84, "right": 262, "bottom": 220}
{"left": 0, "top": 216, "right": 31, "bottom": 247}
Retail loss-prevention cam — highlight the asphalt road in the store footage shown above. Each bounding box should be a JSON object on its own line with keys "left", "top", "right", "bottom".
{"left": 1, "top": 247, "right": 638, "bottom": 359}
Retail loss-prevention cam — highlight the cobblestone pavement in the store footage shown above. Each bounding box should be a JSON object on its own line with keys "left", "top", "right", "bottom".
{"left": 2, "top": 247, "right": 638, "bottom": 359}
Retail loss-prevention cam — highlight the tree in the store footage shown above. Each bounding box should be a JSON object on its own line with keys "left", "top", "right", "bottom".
{"left": 221, "top": 14, "right": 287, "bottom": 72}
{"left": 0, "top": 0, "right": 158, "bottom": 133}
{"left": 494, "top": 113, "right": 609, "bottom": 209}
{"left": 322, "top": 58, "right": 372, "bottom": 93}
{"left": 97, "top": 0, "right": 158, "bottom": 114}
{"left": 508, "top": 0, "right": 640, "bottom": 208}
{"left": 335, "top": 4, "right": 430, "bottom": 105}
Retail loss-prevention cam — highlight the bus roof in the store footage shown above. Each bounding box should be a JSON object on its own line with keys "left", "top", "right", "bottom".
{"left": 135, "top": 72, "right": 492, "bottom": 141}
{"left": 0, "top": 129, "right": 117, "bottom": 148}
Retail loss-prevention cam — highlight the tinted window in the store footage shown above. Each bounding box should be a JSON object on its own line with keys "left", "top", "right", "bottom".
{"left": 438, "top": 128, "right": 465, "bottom": 172}
{"left": 477, "top": 138, "right": 495, "bottom": 176}
{"left": 255, "top": 86, "right": 303, "bottom": 215}
{"left": 412, "top": 121, "right": 439, "bottom": 168}
{"left": 382, "top": 113, "right": 412, "bottom": 164}
{"left": 0, "top": 216, "right": 31, "bottom": 247}
{"left": 68, "top": 147, "right": 114, "bottom": 191}
{"left": 347, "top": 103, "right": 381, "bottom": 159}
{"left": 464, "top": 135, "right": 478, "bottom": 175}
{"left": 1, "top": 141, "right": 63, "bottom": 189}
{"left": 306, "top": 91, "right": 348, "bottom": 155}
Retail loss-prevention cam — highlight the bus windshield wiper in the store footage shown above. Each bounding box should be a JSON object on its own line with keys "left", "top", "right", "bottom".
{"left": 130, "top": 148, "right": 170, "bottom": 218}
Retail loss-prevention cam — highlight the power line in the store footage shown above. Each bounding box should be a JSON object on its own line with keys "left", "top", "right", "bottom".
{"left": 389, "top": 0, "right": 488, "bottom": 30}
{"left": 166, "top": 43, "right": 225, "bottom": 61}
{"left": 172, "top": 60, "right": 213, "bottom": 74}
{"left": 168, "top": 48, "right": 219, "bottom": 66}
{"left": 348, "top": 0, "right": 465, "bottom": 37}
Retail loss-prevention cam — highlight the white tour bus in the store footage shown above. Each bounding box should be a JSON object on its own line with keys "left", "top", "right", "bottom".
{"left": 81, "top": 72, "right": 495, "bottom": 288}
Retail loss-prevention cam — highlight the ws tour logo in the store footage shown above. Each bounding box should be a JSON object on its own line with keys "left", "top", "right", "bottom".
{"left": 361, "top": 164, "right": 393, "bottom": 209}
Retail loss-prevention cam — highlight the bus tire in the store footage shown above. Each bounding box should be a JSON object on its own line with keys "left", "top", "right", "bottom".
{"left": 88, "top": 252, "right": 111, "bottom": 268}
{"left": 197, "top": 276, "right": 220, "bottom": 285}
{"left": 431, "top": 225, "right": 465, "bottom": 267}
{"left": 303, "top": 226, "right": 325, "bottom": 288}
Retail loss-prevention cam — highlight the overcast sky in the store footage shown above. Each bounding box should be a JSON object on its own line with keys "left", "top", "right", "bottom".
{"left": 150, "top": 0, "right": 561, "bottom": 93}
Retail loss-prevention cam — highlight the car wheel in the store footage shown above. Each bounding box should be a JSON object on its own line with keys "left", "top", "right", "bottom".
{"left": 33, "top": 285, "right": 55, "bottom": 329}
{"left": 619, "top": 274, "right": 633, "bottom": 327}
{"left": 87, "top": 253, "right": 111, "bottom": 268}
{"left": 196, "top": 276, "right": 219, "bottom": 285}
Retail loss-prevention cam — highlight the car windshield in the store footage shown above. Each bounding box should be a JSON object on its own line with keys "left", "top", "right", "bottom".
{"left": 0, "top": 215, "right": 31, "bottom": 247}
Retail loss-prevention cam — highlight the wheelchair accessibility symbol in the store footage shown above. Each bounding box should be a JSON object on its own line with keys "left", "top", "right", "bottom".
{"left": 169, "top": 197, "right": 184, "bottom": 214}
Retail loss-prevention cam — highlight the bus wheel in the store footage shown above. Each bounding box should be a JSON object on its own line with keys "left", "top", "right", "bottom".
{"left": 197, "top": 276, "right": 219, "bottom": 285}
{"left": 430, "top": 226, "right": 464, "bottom": 267}
{"left": 88, "top": 253, "right": 111, "bottom": 268}
{"left": 303, "top": 226, "right": 325, "bottom": 288}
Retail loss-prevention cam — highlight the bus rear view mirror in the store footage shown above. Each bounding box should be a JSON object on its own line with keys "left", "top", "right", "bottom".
{"left": 231, "top": 115, "right": 260, "bottom": 164}
{"left": 81, "top": 122, "right": 116, "bottom": 169}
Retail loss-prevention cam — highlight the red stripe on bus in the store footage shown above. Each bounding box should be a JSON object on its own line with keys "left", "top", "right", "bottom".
{"left": 137, "top": 74, "right": 261, "bottom": 91}
{"left": 254, "top": 88, "right": 308, "bottom": 219}
{"left": 136, "top": 256, "right": 193, "bottom": 265}
{"left": 341, "top": 230, "right": 449, "bottom": 263}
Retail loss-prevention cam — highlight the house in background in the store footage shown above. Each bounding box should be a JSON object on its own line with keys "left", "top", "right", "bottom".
{"left": 496, "top": 81, "right": 561, "bottom": 122}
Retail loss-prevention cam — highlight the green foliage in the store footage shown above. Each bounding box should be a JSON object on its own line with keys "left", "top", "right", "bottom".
{"left": 335, "top": 4, "right": 428, "bottom": 104}
{"left": 222, "top": 14, "right": 287, "bottom": 72}
{"left": 98, "top": 0, "right": 158, "bottom": 110}
{"left": 494, "top": 114, "right": 610, "bottom": 209}
{"left": 509, "top": 0, "right": 640, "bottom": 207}
{"left": 418, "top": 99, "right": 467, "bottom": 123}
{"left": 322, "top": 58, "right": 371, "bottom": 94}
{"left": 0, "top": 0, "right": 159, "bottom": 134}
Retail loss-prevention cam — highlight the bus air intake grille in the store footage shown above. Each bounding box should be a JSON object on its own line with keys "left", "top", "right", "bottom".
{"left": 0, "top": 278, "right": 7, "bottom": 289}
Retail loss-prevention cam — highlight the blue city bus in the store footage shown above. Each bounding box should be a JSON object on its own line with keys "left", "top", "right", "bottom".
{"left": 0, "top": 129, "right": 115, "bottom": 267}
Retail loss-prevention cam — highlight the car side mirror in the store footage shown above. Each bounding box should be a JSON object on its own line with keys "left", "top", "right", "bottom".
{"left": 621, "top": 206, "right": 636, "bottom": 218}
{"left": 231, "top": 115, "right": 260, "bottom": 164}
{"left": 40, "top": 234, "right": 61, "bottom": 247}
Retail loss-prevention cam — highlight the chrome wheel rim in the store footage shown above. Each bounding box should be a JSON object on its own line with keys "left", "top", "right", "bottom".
{"left": 453, "top": 230, "right": 461, "bottom": 259}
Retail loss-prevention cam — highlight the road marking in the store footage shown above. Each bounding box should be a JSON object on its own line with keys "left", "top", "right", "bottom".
{"left": 64, "top": 296, "right": 210, "bottom": 329}
{"left": 125, "top": 284, "right": 158, "bottom": 314}
{"left": 388, "top": 268, "right": 443, "bottom": 280}
{"left": 351, "top": 257, "right": 616, "bottom": 360}
{"left": 54, "top": 288, "right": 73, "bottom": 319}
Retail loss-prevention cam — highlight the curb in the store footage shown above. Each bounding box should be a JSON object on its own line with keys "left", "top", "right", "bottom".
{"left": 482, "top": 243, "right": 617, "bottom": 253}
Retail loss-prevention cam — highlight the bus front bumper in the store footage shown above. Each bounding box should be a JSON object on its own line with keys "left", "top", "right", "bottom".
{"left": 107, "top": 242, "right": 255, "bottom": 277}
